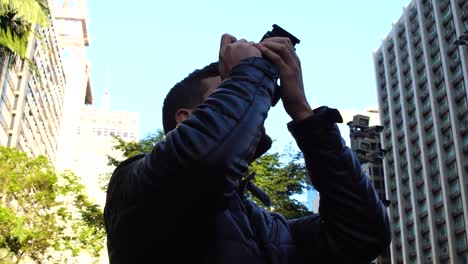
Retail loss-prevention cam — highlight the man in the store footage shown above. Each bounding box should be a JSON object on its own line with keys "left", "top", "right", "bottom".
{"left": 104, "top": 34, "right": 391, "bottom": 263}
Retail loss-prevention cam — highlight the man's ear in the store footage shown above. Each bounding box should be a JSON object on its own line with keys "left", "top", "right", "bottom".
{"left": 175, "top": 108, "right": 193, "bottom": 125}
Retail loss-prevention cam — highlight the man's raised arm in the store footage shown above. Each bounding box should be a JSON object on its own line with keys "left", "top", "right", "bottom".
{"left": 287, "top": 106, "right": 391, "bottom": 263}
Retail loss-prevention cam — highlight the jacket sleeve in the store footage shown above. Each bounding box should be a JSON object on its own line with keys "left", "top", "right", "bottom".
{"left": 106, "top": 57, "right": 279, "bottom": 208}
{"left": 287, "top": 106, "right": 391, "bottom": 263}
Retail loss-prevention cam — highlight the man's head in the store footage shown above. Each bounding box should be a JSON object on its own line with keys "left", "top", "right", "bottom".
{"left": 162, "top": 61, "right": 273, "bottom": 159}
{"left": 162, "top": 62, "right": 221, "bottom": 134}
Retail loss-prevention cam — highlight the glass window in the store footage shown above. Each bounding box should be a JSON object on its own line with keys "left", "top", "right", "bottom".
{"left": 446, "top": 145, "right": 455, "bottom": 160}
{"left": 434, "top": 190, "right": 443, "bottom": 203}
{"left": 439, "top": 223, "right": 447, "bottom": 237}
{"left": 450, "top": 179, "right": 460, "bottom": 194}
{"left": 448, "top": 162, "right": 458, "bottom": 178}
{"left": 454, "top": 197, "right": 463, "bottom": 212}
{"left": 457, "top": 232, "right": 467, "bottom": 249}
{"left": 407, "top": 211, "right": 413, "bottom": 221}
{"left": 454, "top": 214, "right": 465, "bottom": 230}
{"left": 460, "top": 255, "right": 468, "bottom": 264}
{"left": 361, "top": 142, "right": 370, "bottom": 150}
{"left": 430, "top": 162, "right": 439, "bottom": 175}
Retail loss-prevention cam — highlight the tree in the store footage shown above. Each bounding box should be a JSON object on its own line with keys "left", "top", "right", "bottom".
{"left": 0, "top": 0, "right": 48, "bottom": 58}
{"left": 107, "top": 130, "right": 312, "bottom": 219}
{"left": 0, "top": 0, "right": 49, "bottom": 91}
{"left": 0, "top": 146, "right": 105, "bottom": 263}
{"left": 248, "top": 148, "right": 311, "bottom": 219}
{"left": 107, "top": 130, "right": 165, "bottom": 167}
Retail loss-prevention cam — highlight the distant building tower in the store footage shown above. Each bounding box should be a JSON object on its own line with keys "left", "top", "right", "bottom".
{"left": 306, "top": 188, "right": 319, "bottom": 212}
{"left": 71, "top": 104, "right": 139, "bottom": 207}
{"left": 348, "top": 114, "right": 390, "bottom": 264}
{"left": 51, "top": 0, "right": 94, "bottom": 171}
{"left": 373, "top": 1, "right": 468, "bottom": 263}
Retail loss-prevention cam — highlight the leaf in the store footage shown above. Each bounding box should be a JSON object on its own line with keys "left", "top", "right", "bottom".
{"left": 0, "top": 146, "right": 105, "bottom": 262}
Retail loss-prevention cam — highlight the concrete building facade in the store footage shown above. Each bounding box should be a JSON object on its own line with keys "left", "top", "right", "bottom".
{"left": 373, "top": 0, "right": 468, "bottom": 263}
{"left": 0, "top": 12, "right": 67, "bottom": 163}
{"left": 72, "top": 105, "right": 139, "bottom": 206}
{"left": 51, "top": 0, "right": 93, "bottom": 171}
{"left": 348, "top": 114, "right": 390, "bottom": 264}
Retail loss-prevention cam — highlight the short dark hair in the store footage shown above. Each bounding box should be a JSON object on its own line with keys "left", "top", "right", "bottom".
{"left": 162, "top": 62, "right": 219, "bottom": 134}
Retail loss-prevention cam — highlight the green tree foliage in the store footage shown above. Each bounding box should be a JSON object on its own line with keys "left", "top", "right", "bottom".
{"left": 0, "top": 0, "right": 48, "bottom": 58}
{"left": 107, "top": 130, "right": 165, "bottom": 167}
{"left": 0, "top": 147, "right": 105, "bottom": 263}
{"left": 107, "top": 130, "right": 312, "bottom": 219}
{"left": 248, "top": 149, "right": 312, "bottom": 219}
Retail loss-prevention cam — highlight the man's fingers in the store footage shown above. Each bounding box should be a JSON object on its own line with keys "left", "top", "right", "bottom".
{"left": 220, "top": 34, "right": 237, "bottom": 49}
{"left": 258, "top": 41, "right": 297, "bottom": 66}
{"left": 255, "top": 43, "right": 287, "bottom": 69}
{"left": 262, "top": 37, "right": 295, "bottom": 54}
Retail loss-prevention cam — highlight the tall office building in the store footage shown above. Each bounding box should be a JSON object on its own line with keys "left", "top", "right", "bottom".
{"left": 373, "top": 0, "right": 468, "bottom": 263}
{"left": 0, "top": 8, "right": 67, "bottom": 162}
{"left": 51, "top": 0, "right": 93, "bottom": 171}
{"left": 348, "top": 114, "right": 390, "bottom": 264}
{"left": 71, "top": 103, "right": 139, "bottom": 206}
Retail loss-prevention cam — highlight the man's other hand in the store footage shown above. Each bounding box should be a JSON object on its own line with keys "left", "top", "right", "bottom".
{"left": 219, "top": 34, "right": 262, "bottom": 80}
{"left": 255, "top": 37, "right": 313, "bottom": 121}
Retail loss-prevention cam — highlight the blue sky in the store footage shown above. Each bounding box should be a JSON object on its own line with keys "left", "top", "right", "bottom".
{"left": 86, "top": 0, "right": 410, "bottom": 151}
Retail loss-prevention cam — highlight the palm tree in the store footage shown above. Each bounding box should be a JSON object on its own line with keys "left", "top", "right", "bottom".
{"left": 0, "top": 0, "right": 49, "bottom": 57}
{"left": 0, "top": 0, "right": 49, "bottom": 90}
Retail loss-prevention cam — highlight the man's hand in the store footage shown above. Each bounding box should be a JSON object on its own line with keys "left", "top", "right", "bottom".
{"left": 255, "top": 37, "right": 313, "bottom": 121}
{"left": 219, "top": 34, "right": 262, "bottom": 80}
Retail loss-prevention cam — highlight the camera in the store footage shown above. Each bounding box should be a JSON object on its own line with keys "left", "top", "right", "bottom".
{"left": 261, "top": 25, "right": 300, "bottom": 106}
{"left": 261, "top": 24, "right": 300, "bottom": 46}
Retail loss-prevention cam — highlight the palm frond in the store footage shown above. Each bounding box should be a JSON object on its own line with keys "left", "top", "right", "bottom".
{"left": 0, "top": 0, "right": 49, "bottom": 26}
{"left": 0, "top": 20, "right": 30, "bottom": 58}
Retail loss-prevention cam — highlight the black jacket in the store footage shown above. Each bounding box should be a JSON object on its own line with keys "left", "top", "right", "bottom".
{"left": 104, "top": 57, "right": 391, "bottom": 263}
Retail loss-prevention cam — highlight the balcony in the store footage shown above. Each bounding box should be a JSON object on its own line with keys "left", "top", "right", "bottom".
{"left": 457, "top": 245, "right": 468, "bottom": 254}
{"left": 442, "top": 9, "right": 452, "bottom": 27}
{"left": 451, "top": 190, "right": 461, "bottom": 199}
{"left": 439, "top": 0, "right": 450, "bottom": 13}
{"left": 436, "top": 89, "right": 447, "bottom": 102}
{"left": 454, "top": 87, "right": 466, "bottom": 102}
{"left": 416, "top": 178, "right": 424, "bottom": 188}
{"left": 447, "top": 42, "right": 458, "bottom": 56}
{"left": 436, "top": 217, "right": 447, "bottom": 225}
{"left": 458, "top": 107, "right": 468, "bottom": 120}
{"left": 434, "top": 201, "right": 444, "bottom": 211}
{"left": 455, "top": 225, "right": 466, "bottom": 235}
{"left": 422, "top": 242, "right": 431, "bottom": 250}
{"left": 424, "top": 119, "right": 434, "bottom": 131}
{"left": 420, "top": 90, "right": 429, "bottom": 101}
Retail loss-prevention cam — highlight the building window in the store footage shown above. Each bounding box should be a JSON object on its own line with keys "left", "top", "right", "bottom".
{"left": 448, "top": 162, "right": 458, "bottom": 178}
{"left": 460, "top": 255, "right": 468, "bottom": 264}
{"left": 446, "top": 145, "right": 455, "bottom": 160}
{"left": 454, "top": 197, "right": 463, "bottom": 213}
{"left": 439, "top": 223, "right": 447, "bottom": 237}
{"left": 457, "top": 232, "right": 468, "bottom": 250}
{"left": 454, "top": 214, "right": 465, "bottom": 231}
{"left": 449, "top": 178, "right": 460, "bottom": 195}
{"left": 434, "top": 190, "right": 443, "bottom": 203}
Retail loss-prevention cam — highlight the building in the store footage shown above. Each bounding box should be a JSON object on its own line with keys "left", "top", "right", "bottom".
{"left": 373, "top": 1, "right": 468, "bottom": 263}
{"left": 348, "top": 114, "right": 390, "bottom": 264}
{"left": 71, "top": 102, "right": 139, "bottom": 206}
{"left": 339, "top": 108, "right": 381, "bottom": 146}
{"left": 51, "top": 0, "right": 93, "bottom": 171}
{"left": 348, "top": 115, "right": 388, "bottom": 208}
{"left": 306, "top": 190, "right": 320, "bottom": 213}
{"left": 0, "top": 7, "right": 67, "bottom": 163}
